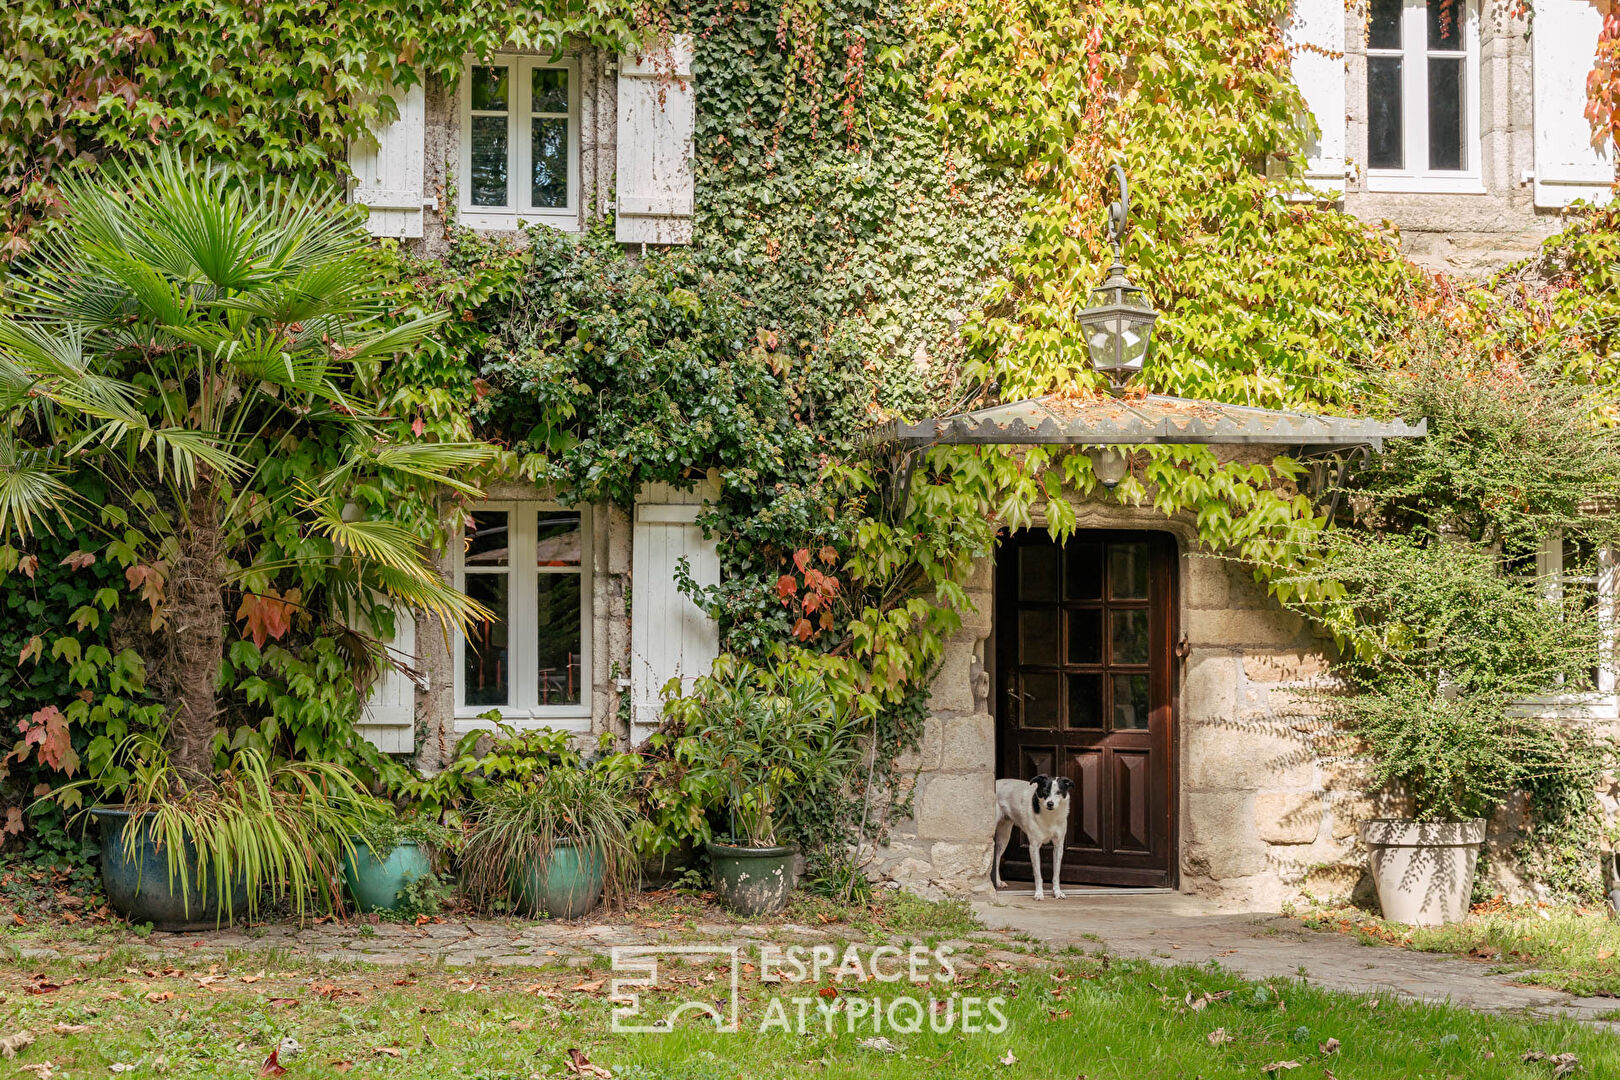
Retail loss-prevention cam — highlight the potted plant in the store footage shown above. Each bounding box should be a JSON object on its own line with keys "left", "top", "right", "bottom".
{"left": 74, "top": 735, "right": 372, "bottom": 930}
{"left": 344, "top": 815, "right": 460, "bottom": 916}
{"left": 0, "top": 154, "right": 493, "bottom": 929}
{"left": 671, "top": 656, "right": 856, "bottom": 916}
{"left": 461, "top": 769, "right": 638, "bottom": 919}
{"left": 1282, "top": 531, "right": 1611, "bottom": 925}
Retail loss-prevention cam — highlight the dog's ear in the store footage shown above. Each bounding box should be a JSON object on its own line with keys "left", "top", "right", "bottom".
{"left": 1030, "top": 774, "right": 1050, "bottom": 791}
{"left": 1056, "top": 777, "right": 1075, "bottom": 796}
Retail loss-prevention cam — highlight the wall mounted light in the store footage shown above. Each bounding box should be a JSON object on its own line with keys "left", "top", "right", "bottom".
{"left": 1088, "top": 447, "right": 1130, "bottom": 489}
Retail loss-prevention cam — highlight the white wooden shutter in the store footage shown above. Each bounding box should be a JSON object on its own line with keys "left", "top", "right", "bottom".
{"left": 1285, "top": 0, "right": 1346, "bottom": 191}
{"left": 1533, "top": 0, "right": 1614, "bottom": 208}
{"left": 616, "top": 35, "right": 695, "bottom": 245}
{"left": 358, "top": 603, "right": 417, "bottom": 753}
{"left": 348, "top": 80, "right": 428, "bottom": 239}
{"left": 630, "top": 479, "right": 720, "bottom": 742}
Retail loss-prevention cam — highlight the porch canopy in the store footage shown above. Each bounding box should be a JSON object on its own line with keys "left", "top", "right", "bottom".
{"left": 871, "top": 393, "right": 1426, "bottom": 452}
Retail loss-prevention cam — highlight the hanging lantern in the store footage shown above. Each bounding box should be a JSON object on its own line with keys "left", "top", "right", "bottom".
{"left": 1077, "top": 165, "right": 1159, "bottom": 394}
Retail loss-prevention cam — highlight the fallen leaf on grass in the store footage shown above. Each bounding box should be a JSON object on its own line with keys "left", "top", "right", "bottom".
{"left": 328, "top": 1062, "right": 353, "bottom": 1074}
{"left": 0, "top": 1031, "right": 35, "bottom": 1058}
{"left": 857, "top": 1037, "right": 899, "bottom": 1054}
{"left": 1319, "top": 1038, "right": 1340, "bottom": 1055}
{"left": 267, "top": 998, "right": 298, "bottom": 1009}
{"left": 109, "top": 1064, "right": 137, "bottom": 1074}
{"left": 1597, "top": 949, "right": 1614, "bottom": 962}
{"left": 144, "top": 991, "right": 173, "bottom": 1003}
{"left": 998, "top": 1050, "right": 1017, "bottom": 1066}
{"left": 1523, "top": 1051, "right": 1580, "bottom": 1077}
{"left": 18, "top": 1062, "right": 53, "bottom": 1079}
{"left": 239, "top": 974, "right": 262, "bottom": 984}
{"left": 1260, "top": 1062, "right": 1300, "bottom": 1074}
{"left": 50, "top": 1025, "right": 85, "bottom": 1036}
{"left": 1206, "top": 1028, "right": 1231, "bottom": 1046}
{"left": 564, "top": 1048, "right": 612, "bottom": 1078}
{"left": 570, "top": 979, "right": 605, "bottom": 993}
{"left": 258, "top": 1050, "right": 286, "bottom": 1077}
{"left": 372, "top": 1047, "right": 404, "bottom": 1058}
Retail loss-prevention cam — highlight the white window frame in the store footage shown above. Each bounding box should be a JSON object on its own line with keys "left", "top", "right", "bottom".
{"left": 1365, "top": 0, "right": 1485, "bottom": 194}
{"left": 453, "top": 501, "right": 593, "bottom": 730}
{"left": 1516, "top": 532, "right": 1618, "bottom": 719}
{"left": 457, "top": 54, "right": 581, "bottom": 231}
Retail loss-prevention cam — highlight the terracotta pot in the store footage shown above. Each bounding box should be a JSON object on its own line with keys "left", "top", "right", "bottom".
{"left": 1359, "top": 818, "right": 1485, "bottom": 926}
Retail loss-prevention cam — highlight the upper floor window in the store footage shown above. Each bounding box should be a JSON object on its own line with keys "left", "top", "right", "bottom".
{"left": 1365, "top": 0, "right": 1481, "bottom": 193}
{"left": 455, "top": 503, "right": 593, "bottom": 727}
{"left": 459, "top": 56, "right": 579, "bottom": 227}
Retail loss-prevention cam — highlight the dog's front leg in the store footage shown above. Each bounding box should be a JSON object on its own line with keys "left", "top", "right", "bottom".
{"left": 1031, "top": 838, "right": 1045, "bottom": 901}
{"left": 1052, "top": 835, "right": 1066, "bottom": 900}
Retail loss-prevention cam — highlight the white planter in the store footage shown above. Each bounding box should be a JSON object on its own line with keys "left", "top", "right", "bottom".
{"left": 1359, "top": 818, "right": 1485, "bottom": 926}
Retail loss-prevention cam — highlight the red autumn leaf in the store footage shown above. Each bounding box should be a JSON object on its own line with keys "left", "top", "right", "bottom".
{"left": 236, "top": 589, "right": 296, "bottom": 649}
{"left": 472, "top": 378, "right": 491, "bottom": 400}
{"left": 792, "top": 618, "right": 814, "bottom": 641}
{"left": 803, "top": 567, "right": 824, "bottom": 590}
{"left": 802, "top": 591, "right": 821, "bottom": 614}
{"left": 775, "top": 574, "right": 797, "bottom": 603}
{"left": 822, "top": 575, "right": 841, "bottom": 596}
{"left": 818, "top": 545, "right": 837, "bottom": 566}
{"left": 411, "top": 415, "right": 426, "bottom": 437}
{"left": 792, "top": 548, "right": 811, "bottom": 572}
{"left": 819, "top": 610, "right": 834, "bottom": 631}
{"left": 3, "top": 807, "right": 23, "bottom": 836}
{"left": 17, "top": 636, "right": 42, "bottom": 665}
{"left": 15, "top": 706, "right": 77, "bottom": 775}
{"left": 126, "top": 564, "right": 165, "bottom": 613}
{"left": 59, "top": 551, "right": 96, "bottom": 571}
{"left": 17, "top": 554, "right": 36, "bottom": 580}
{"left": 259, "top": 1048, "right": 287, "bottom": 1076}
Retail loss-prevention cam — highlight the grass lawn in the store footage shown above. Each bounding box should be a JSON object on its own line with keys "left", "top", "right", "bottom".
{"left": 1, "top": 945, "right": 1615, "bottom": 1079}
{"left": 1294, "top": 899, "right": 1620, "bottom": 999}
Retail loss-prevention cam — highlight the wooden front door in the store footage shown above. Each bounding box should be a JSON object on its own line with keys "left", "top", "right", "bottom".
{"left": 995, "top": 530, "right": 1177, "bottom": 887}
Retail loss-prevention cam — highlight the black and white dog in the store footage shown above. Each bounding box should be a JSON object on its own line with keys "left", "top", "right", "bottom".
{"left": 991, "top": 774, "right": 1075, "bottom": 901}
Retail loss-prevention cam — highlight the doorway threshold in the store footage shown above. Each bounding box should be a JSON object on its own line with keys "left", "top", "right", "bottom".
{"left": 993, "top": 885, "right": 1176, "bottom": 898}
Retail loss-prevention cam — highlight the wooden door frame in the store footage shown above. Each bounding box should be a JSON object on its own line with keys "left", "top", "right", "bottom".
{"left": 990, "top": 527, "right": 1182, "bottom": 890}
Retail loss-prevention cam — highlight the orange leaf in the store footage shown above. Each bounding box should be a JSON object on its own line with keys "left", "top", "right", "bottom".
{"left": 793, "top": 618, "right": 814, "bottom": 641}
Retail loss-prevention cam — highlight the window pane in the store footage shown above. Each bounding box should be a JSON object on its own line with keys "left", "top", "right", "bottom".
{"left": 1110, "top": 609, "right": 1150, "bottom": 665}
{"left": 1428, "top": 57, "right": 1464, "bottom": 171}
{"left": 1107, "top": 542, "right": 1150, "bottom": 599}
{"left": 536, "top": 573, "right": 582, "bottom": 706}
{"left": 1112, "top": 674, "right": 1150, "bottom": 730}
{"left": 1368, "top": 0, "right": 1402, "bottom": 49}
{"left": 463, "top": 574, "right": 509, "bottom": 707}
{"left": 465, "top": 510, "right": 510, "bottom": 566}
{"left": 532, "top": 67, "right": 569, "bottom": 113}
{"left": 1018, "top": 544, "right": 1059, "bottom": 600}
{"left": 470, "top": 66, "right": 509, "bottom": 112}
{"left": 531, "top": 117, "right": 569, "bottom": 209}
{"left": 1064, "top": 541, "right": 1103, "bottom": 599}
{"left": 1020, "top": 672, "right": 1061, "bottom": 728}
{"left": 1427, "top": 0, "right": 1464, "bottom": 50}
{"left": 1367, "top": 57, "right": 1404, "bottom": 169}
{"left": 1068, "top": 608, "right": 1102, "bottom": 664}
{"left": 1019, "top": 608, "right": 1060, "bottom": 666}
{"left": 536, "top": 511, "right": 581, "bottom": 566}
{"left": 1067, "top": 674, "right": 1103, "bottom": 729}
{"left": 470, "top": 115, "right": 509, "bottom": 207}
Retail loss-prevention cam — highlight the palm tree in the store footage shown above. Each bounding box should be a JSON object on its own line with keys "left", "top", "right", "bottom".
{"left": 0, "top": 152, "right": 490, "bottom": 778}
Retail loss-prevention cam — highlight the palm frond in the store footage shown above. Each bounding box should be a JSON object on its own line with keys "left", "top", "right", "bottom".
{"left": 0, "top": 434, "right": 77, "bottom": 539}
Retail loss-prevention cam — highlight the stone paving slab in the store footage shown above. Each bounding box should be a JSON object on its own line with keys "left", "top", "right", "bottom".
{"left": 973, "top": 890, "right": 1620, "bottom": 1027}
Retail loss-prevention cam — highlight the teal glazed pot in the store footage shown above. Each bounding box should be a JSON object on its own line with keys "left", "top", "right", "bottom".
{"left": 93, "top": 806, "right": 244, "bottom": 932}
{"left": 343, "top": 840, "right": 436, "bottom": 913}
{"left": 511, "top": 838, "right": 606, "bottom": 919}
{"left": 706, "top": 842, "right": 799, "bottom": 916}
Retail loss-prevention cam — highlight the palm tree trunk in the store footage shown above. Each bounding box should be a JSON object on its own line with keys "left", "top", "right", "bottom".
{"left": 168, "top": 482, "right": 225, "bottom": 777}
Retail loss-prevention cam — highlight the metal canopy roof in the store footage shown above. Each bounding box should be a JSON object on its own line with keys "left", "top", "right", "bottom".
{"left": 871, "top": 393, "right": 1427, "bottom": 451}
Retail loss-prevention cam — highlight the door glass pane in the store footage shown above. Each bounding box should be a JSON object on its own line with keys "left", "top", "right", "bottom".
{"left": 532, "top": 67, "right": 569, "bottom": 113}
{"left": 1068, "top": 608, "right": 1102, "bottom": 664}
{"left": 1427, "top": 57, "right": 1464, "bottom": 171}
{"left": 1067, "top": 674, "right": 1103, "bottom": 729}
{"left": 1367, "top": 57, "right": 1404, "bottom": 169}
{"left": 1018, "top": 544, "right": 1059, "bottom": 600}
{"left": 1019, "top": 608, "right": 1060, "bottom": 666}
{"left": 469, "top": 115, "right": 509, "bottom": 207}
{"left": 465, "top": 510, "right": 510, "bottom": 566}
{"left": 1368, "top": 0, "right": 1402, "bottom": 49}
{"left": 463, "top": 574, "right": 509, "bottom": 707}
{"left": 1112, "top": 674, "right": 1150, "bottom": 730}
{"left": 536, "top": 573, "right": 582, "bottom": 706}
{"left": 1020, "top": 672, "right": 1061, "bottom": 728}
{"left": 1064, "top": 541, "right": 1103, "bottom": 599}
{"left": 531, "top": 117, "right": 569, "bottom": 208}
{"left": 470, "top": 66, "right": 509, "bottom": 111}
{"left": 1110, "top": 609, "right": 1150, "bottom": 664}
{"left": 1427, "top": 0, "right": 1464, "bottom": 50}
{"left": 1107, "top": 542, "right": 1150, "bottom": 599}
{"left": 536, "top": 511, "right": 581, "bottom": 566}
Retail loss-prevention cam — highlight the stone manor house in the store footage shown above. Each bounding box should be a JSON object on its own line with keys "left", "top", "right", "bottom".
{"left": 345, "top": 1, "right": 1616, "bottom": 907}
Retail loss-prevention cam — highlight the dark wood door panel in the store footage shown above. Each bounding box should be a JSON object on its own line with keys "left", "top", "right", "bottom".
{"left": 995, "top": 529, "right": 1176, "bottom": 888}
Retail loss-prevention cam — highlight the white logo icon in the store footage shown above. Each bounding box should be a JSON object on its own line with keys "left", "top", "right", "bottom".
{"left": 610, "top": 945, "right": 741, "bottom": 1033}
